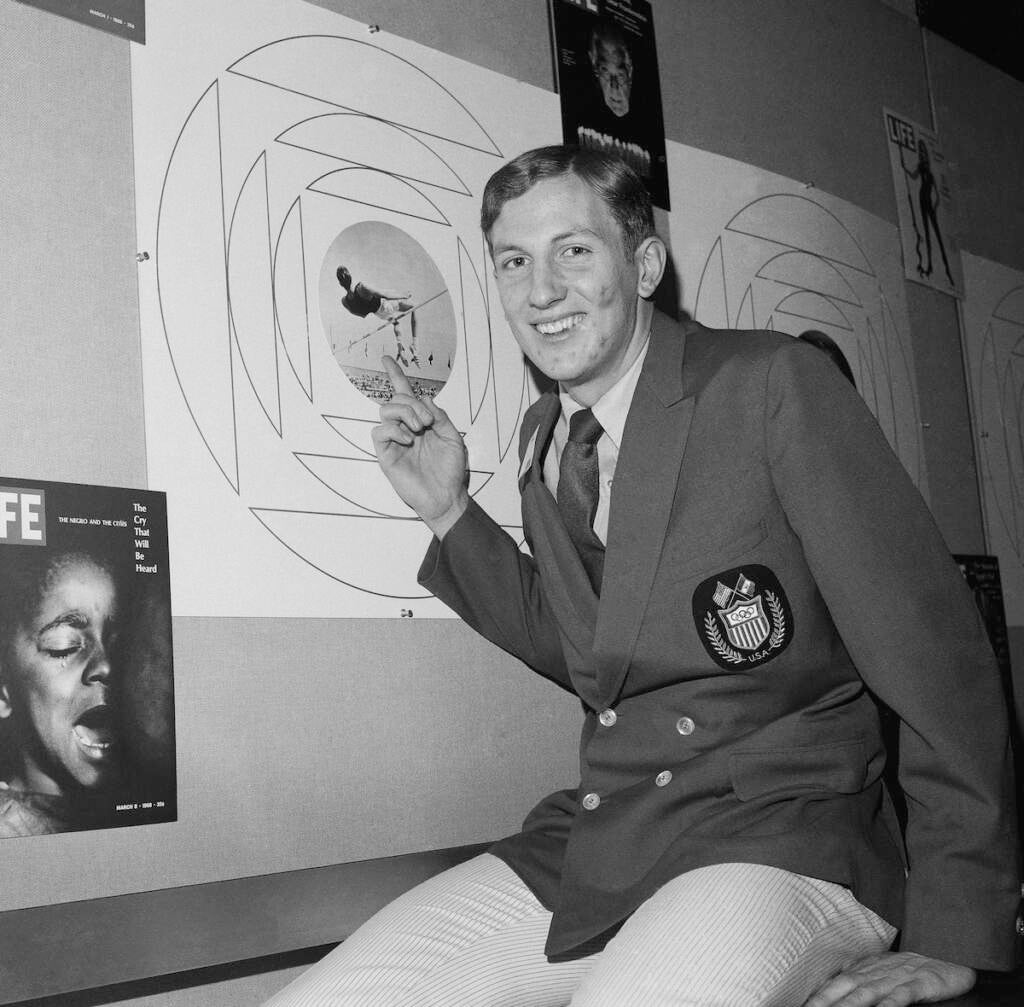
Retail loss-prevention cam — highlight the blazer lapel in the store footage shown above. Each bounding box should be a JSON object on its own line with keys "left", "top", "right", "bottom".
{"left": 521, "top": 484, "right": 603, "bottom": 707}
{"left": 519, "top": 392, "right": 601, "bottom": 624}
{"left": 594, "top": 314, "right": 694, "bottom": 704}
{"left": 518, "top": 392, "right": 604, "bottom": 706}
{"left": 518, "top": 392, "right": 559, "bottom": 495}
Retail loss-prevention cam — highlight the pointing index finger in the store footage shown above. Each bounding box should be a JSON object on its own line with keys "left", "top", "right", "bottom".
{"left": 382, "top": 355, "right": 415, "bottom": 398}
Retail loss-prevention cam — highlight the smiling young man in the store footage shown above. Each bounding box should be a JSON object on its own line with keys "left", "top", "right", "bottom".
{"left": 488, "top": 173, "right": 656, "bottom": 405}
{"left": 264, "top": 147, "right": 1019, "bottom": 1007}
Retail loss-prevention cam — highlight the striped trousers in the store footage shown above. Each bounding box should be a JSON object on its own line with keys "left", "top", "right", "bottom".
{"left": 262, "top": 854, "right": 896, "bottom": 1006}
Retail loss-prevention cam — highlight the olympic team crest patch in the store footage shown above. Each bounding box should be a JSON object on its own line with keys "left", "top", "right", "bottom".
{"left": 693, "top": 565, "right": 793, "bottom": 670}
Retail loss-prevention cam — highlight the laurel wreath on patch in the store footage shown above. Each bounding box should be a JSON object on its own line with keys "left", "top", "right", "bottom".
{"left": 765, "top": 590, "right": 786, "bottom": 648}
{"left": 703, "top": 613, "right": 745, "bottom": 664}
{"left": 703, "top": 590, "right": 786, "bottom": 664}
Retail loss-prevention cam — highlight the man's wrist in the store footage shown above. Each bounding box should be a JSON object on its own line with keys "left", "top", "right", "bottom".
{"left": 426, "top": 493, "right": 469, "bottom": 541}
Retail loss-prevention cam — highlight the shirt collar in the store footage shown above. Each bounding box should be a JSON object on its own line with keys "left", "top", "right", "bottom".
{"left": 558, "top": 337, "right": 650, "bottom": 450}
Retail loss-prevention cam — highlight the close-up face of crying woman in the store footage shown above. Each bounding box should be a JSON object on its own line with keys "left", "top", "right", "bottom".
{"left": 0, "top": 549, "right": 122, "bottom": 800}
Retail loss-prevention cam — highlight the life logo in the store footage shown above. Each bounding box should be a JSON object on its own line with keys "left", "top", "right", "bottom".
{"left": 0, "top": 487, "right": 47, "bottom": 547}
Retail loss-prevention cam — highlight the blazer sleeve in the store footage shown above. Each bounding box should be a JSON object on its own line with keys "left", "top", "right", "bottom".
{"left": 764, "top": 339, "right": 1020, "bottom": 969}
{"left": 418, "top": 498, "right": 573, "bottom": 692}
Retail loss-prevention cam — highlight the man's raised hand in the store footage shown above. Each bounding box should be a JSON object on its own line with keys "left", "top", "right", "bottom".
{"left": 371, "top": 356, "right": 469, "bottom": 540}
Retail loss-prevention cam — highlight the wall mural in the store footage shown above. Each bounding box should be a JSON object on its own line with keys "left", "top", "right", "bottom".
{"left": 962, "top": 253, "right": 1024, "bottom": 623}
{"left": 133, "top": 1, "right": 557, "bottom": 616}
{"left": 668, "top": 144, "right": 925, "bottom": 494}
{"left": 133, "top": 1, "right": 927, "bottom": 618}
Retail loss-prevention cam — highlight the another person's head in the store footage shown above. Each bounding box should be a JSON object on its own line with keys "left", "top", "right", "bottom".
{"left": 336, "top": 265, "right": 352, "bottom": 291}
{"left": 588, "top": 21, "right": 633, "bottom": 118}
{"left": 797, "top": 330, "right": 856, "bottom": 387}
{"left": 481, "top": 145, "right": 665, "bottom": 406}
{"left": 0, "top": 548, "right": 122, "bottom": 796}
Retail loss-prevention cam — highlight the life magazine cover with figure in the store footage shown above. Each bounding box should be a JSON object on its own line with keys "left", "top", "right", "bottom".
{"left": 550, "top": 0, "right": 670, "bottom": 209}
{"left": 883, "top": 108, "right": 963, "bottom": 297}
{"left": 0, "top": 478, "right": 175, "bottom": 837}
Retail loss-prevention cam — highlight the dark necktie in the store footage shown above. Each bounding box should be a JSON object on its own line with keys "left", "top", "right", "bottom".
{"left": 558, "top": 408, "right": 605, "bottom": 594}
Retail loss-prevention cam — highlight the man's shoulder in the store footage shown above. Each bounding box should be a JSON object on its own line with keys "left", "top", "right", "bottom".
{"left": 670, "top": 316, "right": 797, "bottom": 393}
{"left": 682, "top": 317, "right": 792, "bottom": 359}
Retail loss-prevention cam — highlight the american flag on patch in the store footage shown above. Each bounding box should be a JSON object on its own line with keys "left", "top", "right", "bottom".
{"left": 713, "top": 582, "right": 732, "bottom": 607}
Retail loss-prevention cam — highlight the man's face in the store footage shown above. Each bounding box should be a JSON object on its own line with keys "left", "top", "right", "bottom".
{"left": 0, "top": 558, "right": 120, "bottom": 795}
{"left": 593, "top": 41, "right": 632, "bottom": 117}
{"left": 489, "top": 173, "right": 647, "bottom": 405}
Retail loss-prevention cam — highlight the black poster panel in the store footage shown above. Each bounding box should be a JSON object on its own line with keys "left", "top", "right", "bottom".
{"left": 550, "top": 0, "right": 670, "bottom": 209}
{"left": 0, "top": 478, "right": 174, "bottom": 837}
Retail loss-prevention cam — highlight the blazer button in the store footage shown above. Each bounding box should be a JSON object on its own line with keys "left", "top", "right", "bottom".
{"left": 676, "top": 716, "right": 695, "bottom": 736}
{"left": 582, "top": 792, "right": 601, "bottom": 811}
{"left": 599, "top": 708, "right": 617, "bottom": 727}
{"left": 655, "top": 770, "right": 673, "bottom": 787}
{"left": 1016, "top": 915, "right": 1024, "bottom": 936}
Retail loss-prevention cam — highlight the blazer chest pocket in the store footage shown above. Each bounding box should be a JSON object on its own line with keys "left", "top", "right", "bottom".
{"left": 729, "top": 739, "right": 868, "bottom": 803}
{"left": 666, "top": 518, "right": 769, "bottom": 585}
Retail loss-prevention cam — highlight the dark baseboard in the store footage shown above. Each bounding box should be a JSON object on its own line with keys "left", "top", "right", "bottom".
{"left": 5, "top": 945, "right": 334, "bottom": 1007}
{"left": 0, "top": 842, "right": 490, "bottom": 1005}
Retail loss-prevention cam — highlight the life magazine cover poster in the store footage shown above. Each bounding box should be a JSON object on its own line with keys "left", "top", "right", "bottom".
{"left": 550, "top": 0, "right": 670, "bottom": 209}
{"left": 883, "top": 108, "right": 963, "bottom": 297}
{"left": 0, "top": 478, "right": 175, "bottom": 837}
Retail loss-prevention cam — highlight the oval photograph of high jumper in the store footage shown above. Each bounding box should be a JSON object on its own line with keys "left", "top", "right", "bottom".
{"left": 318, "top": 221, "right": 457, "bottom": 403}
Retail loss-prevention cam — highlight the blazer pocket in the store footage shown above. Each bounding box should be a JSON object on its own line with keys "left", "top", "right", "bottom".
{"left": 668, "top": 518, "right": 769, "bottom": 584}
{"left": 729, "top": 739, "right": 868, "bottom": 802}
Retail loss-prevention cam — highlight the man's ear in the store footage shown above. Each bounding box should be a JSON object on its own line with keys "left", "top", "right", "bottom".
{"left": 0, "top": 678, "right": 11, "bottom": 720}
{"left": 635, "top": 236, "right": 667, "bottom": 299}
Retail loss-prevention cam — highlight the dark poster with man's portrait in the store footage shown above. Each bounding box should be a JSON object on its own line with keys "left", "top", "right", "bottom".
{"left": 0, "top": 478, "right": 175, "bottom": 838}
{"left": 550, "top": 0, "right": 670, "bottom": 209}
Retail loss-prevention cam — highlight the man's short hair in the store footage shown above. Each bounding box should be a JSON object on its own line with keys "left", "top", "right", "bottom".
{"left": 480, "top": 145, "right": 655, "bottom": 259}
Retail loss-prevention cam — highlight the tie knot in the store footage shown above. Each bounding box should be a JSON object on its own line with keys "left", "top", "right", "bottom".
{"left": 567, "top": 408, "right": 603, "bottom": 446}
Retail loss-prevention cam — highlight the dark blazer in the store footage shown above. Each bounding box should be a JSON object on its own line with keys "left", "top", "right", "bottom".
{"left": 420, "top": 311, "right": 1020, "bottom": 967}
